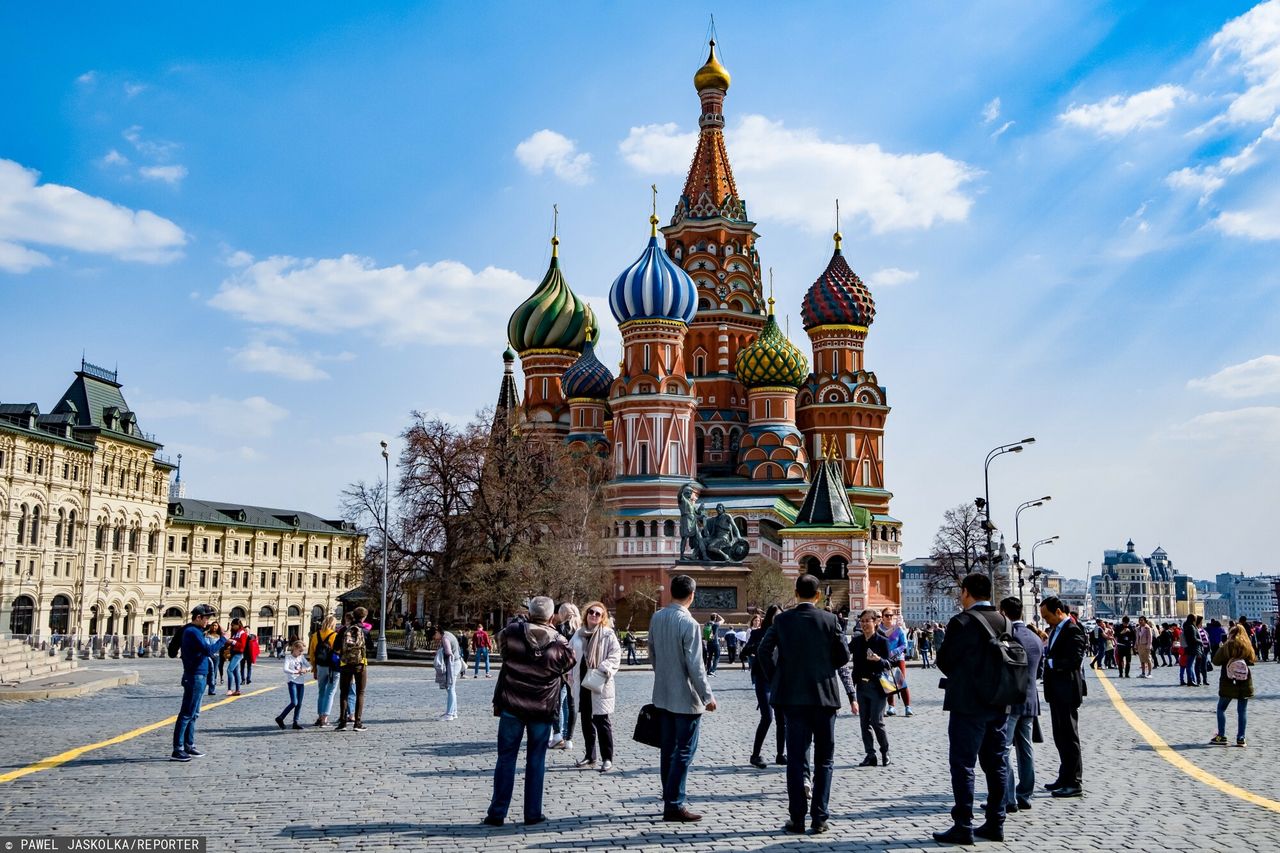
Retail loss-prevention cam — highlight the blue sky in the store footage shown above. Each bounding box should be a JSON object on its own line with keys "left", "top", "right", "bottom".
{"left": 3, "top": 1, "right": 1279, "bottom": 584}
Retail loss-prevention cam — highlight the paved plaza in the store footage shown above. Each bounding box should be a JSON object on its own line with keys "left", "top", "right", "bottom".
{"left": 0, "top": 656, "right": 1277, "bottom": 851}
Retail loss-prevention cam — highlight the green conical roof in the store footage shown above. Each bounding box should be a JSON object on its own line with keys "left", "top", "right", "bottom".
{"left": 507, "top": 245, "right": 597, "bottom": 353}
{"left": 735, "top": 309, "right": 808, "bottom": 388}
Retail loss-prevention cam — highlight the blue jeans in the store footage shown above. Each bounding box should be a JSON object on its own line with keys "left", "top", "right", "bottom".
{"left": 487, "top": 712, "right": 551, "bottom": 823}
{"left": 947, "top": 711, "right": 1009, "bottom": 830}
{"left": 473, "top": 647, "right": 490, "bottom": 676}
{"left": 242, "top": 659, "right": 253, "bottom": 684}
{"left": 444, "top": 682, "right": 458, "bottom": 716}
{"left": 315, "top": 665, "right": 338, "bottom": 717}
{"left": 1003, "top": 714, "right": 1035, "bottom": 805}
{"left": 707, "top": 642, "right": 720, "bottom": 674}
{"left": 1180, "top": 659, "right": 1197, "bottom": 684}
{"left": 226, "top": 654, "right": 244, "bottom": 691}
{"left": 280, "top": 682, "right": 305, "bottom": 723}
{"left": 554, "top": 683, "right": 575, "bottom": 742}
{"left": 1217, "top": 696, "right": 1248, "bottom": 739}
{"left": 782, "top": 706, "right": 836, "bottom": 824}
{"left": 659, "top": 711, "right": 701, "bottom": 810}
{"left": 173, "top": 670, "right": 207, "bottom": 752}
{"left": 205, "top": 658, "right": 216, "bottom": 695}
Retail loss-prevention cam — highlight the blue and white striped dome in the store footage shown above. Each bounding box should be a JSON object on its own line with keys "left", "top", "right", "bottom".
{"left": 609, "top": 229, "right": 698, "bottom": 326}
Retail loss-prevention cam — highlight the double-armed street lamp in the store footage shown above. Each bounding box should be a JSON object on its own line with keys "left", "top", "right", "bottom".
{"left": 978, "top": 437, "right": 1036, "bottom": 574}
{"left": 377, "top": 440, "right": 390, "bottom": 662}
{"left": 1014, "top": 496, "right": 1051, "bottom": 598}
{"left": 1031, "top": 536, "right": 1059, "bottom": 576}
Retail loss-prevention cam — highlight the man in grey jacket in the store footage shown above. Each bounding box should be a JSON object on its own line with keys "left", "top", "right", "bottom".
{"left": 649, "top": 574, "right": 717, "bottom": 822}
{"left": 1000, "top": 596, "right": 1042, "bottom": 812}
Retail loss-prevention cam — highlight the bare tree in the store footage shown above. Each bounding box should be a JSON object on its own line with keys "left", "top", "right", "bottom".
{"left": 926, "top": 502, "right": 985, "bottom": 597}
{"left": 745, "top": 556, "right": 793, "bottom": 613}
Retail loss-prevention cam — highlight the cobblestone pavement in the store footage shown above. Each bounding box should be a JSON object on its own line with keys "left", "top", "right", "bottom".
{"left": 0, "top": 654, "right": 1277, "bottom": 851}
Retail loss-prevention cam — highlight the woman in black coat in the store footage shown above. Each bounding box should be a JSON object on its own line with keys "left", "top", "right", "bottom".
{"left": 744, "top": 604, "right": 786, "bottom": 768}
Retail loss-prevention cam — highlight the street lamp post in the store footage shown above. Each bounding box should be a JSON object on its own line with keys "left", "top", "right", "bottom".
{"left": 980, "top": 438, "right": 1036, "bottom": 576}
{"left": 1014, "top": 495, "right": 1051, "bottom": 602}
{"left": 377, "top": 441, "right": 390, "bottom": 662}
{"left": 1031, "top": 536, "right": 1059, "bottom": 580}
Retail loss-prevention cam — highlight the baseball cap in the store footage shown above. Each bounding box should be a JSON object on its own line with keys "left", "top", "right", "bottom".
{"left": 192, "top": 604, "right": 217, "bottom": 617}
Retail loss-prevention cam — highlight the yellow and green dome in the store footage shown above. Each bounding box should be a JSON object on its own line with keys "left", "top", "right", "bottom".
{"left": 507, "top": 239, "right": 598, "bottom": 353}
{"left": 736, "top": 303, "right": 808, "bottom": 388}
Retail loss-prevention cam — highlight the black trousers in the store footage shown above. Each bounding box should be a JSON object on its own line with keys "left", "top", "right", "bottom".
{"left": 856, "top": 681, "right": 889, "bottom": 757}
{"left": 337, "top": 666, "right": 367, "bottom": 725}
{"left": 1116, "top": 647, "right": 1132, "bottom": 677}
{"left": 1048, "top": 700, "right": 1082, "bottom": 786}
{"left": 579, "top": 687, "right": 614, "bottom": 762}
{"left": 781, "top": 706, "right": 836, "bottom": 824}
{"left": 947, "top": 711, "right": 1009, "bottom": 830}
{"left": 752, "top": 677, "right": 786, "bottom": 759}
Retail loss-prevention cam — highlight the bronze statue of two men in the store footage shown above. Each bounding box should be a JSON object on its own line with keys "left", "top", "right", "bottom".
{"left": 678, "top": 483, "right": 749, "bottom": 563}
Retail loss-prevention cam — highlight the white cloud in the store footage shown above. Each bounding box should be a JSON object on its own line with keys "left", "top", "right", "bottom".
{"left": 123, "top": 125, "right": 179, "bottom": 161}
{"left": 1058, "top": 84, "right": 1191, "bottom": 136}
{"left": 1189, "top": 355, "right": 1280, "bottom": 398}
{"left": 1167, "top": 406, "right": 1280, "bottom": 448}
{"left": 209, "top": 253, "right": 542, "bottom": 346}
{"left": 230, "top": 341, "right": 331, "bottom": 381}
{"left": 0, "top": 158, "right": 187, "bottom": 273}
{"left": 619, "top": 115, "right": 977, "bottom": 234}
{"left": 76, "top": 71, "right": 97, "bottom": 86}
{"left": 866, "top": 267, "right": 918, "bottom": 288}
{"left": 138, "top": 164, "right": 188, "bottom": 185}
{"left": 982, "top": 97, "right": 1002, "bottom": 124}
{"left": 514, "top": 129, "right": 592, "bottom": 184}
{"left": 123, "top": 82, "right": 148, "bottom": 99}
{"left": 140, "top": 394, "right": 289, "bottom": 439}
{"left": 1167, "top": 114, "right": 1280, "bottom": 201}
{"left": 1213, "top": 205, "right": 1280, "bottom": 239}
{"left": 100, "top": 149, "right": 129, "bottom": 168}
{"left": 990, "top": 121, "right": 1014, "bottom": 140}
{"left": 1209, "top": 0, "right": 1280, "bottom": 126}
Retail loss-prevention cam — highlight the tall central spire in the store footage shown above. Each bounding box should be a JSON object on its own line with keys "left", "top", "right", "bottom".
{"left": 679, "top": 39, "right": 743, "bottom": 223}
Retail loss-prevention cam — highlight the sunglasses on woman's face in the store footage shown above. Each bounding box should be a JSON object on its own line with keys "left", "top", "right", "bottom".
{"left": 587, "top": 610, "right": 603, "bottom": 617}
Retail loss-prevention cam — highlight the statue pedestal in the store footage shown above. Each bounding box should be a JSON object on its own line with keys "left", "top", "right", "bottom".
{"left": 667, "top": 561, "right": 751, "bottom": 622}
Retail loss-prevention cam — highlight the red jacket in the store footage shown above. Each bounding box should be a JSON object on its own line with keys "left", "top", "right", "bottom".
{"left": 245, "top": 634, "right": 260, "bottom": 663}
{"left": 229, "top": 631, "right": 249, "bottom": 655}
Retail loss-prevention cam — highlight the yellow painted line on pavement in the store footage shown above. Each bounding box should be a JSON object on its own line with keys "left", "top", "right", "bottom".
{"left": 0, "top": 682, "right": 280, "bottom": 785}
{"left": 1096, "top": 670, "right": 1280, "bottom": 813}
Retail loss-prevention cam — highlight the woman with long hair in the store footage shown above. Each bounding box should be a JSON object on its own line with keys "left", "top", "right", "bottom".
{"left": 308, "top": 615, "right": 339, "bottom": 726}
{"left": 569, "top": 601, "right": 622, "bottom": 772}
{"left": 745, "top": 604, "right": 786, "bottom": 768}
{"left": 549, "top": 603, "right": 581, "bottom": 751}
{"left": 1210, "top": 624, "right": 1257, "bottom": 747}
{"left": 225, "top": 619, "right": 248, "bottom": 696}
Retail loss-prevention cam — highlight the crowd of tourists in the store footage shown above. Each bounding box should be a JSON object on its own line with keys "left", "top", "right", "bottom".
{"left": 164, "top": 577, "right": 1269, "bottom": 841}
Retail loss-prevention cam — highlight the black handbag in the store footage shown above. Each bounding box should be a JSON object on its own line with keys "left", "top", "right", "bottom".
{"left": 633, "top": 703, "right": 665, "bottom": 748}
{"left": 1031, "top": 716, "right": 1043, "bottom": 744}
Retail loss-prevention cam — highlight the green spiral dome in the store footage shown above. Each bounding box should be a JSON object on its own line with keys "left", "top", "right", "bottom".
{"left": 507, "top": 246, "right": 598, "bottom": 354}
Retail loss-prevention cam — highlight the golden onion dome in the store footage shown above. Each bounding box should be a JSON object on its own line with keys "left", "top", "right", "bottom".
{"left": 694, "top": 39, "right": 731, "bottom": 92}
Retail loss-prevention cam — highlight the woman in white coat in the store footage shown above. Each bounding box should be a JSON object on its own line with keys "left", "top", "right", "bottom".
{"left": 569, "top": 601, "right": 622, "bottom": 772}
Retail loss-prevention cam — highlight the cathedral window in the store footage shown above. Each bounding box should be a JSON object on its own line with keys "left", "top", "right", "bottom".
{"left": 638, "top": 444, "right": 649, "bottom": 475}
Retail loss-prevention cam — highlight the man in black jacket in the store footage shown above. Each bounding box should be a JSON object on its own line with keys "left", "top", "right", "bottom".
{"left": 484, "top": 596, "right": 576, "bottom": 827}
{"left": 759, "top": 574, "right": 851, "bottom": 835}
{"left": 1040, "top": 596, "right": 1088, "bottom": 798}
{"left": 933, "top": 573, "right": 1010, "bottom": 845}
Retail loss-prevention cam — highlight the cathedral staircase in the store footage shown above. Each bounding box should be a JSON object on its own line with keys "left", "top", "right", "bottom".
{"left": 0, "top": 638, "right": 78, "bottom": 686}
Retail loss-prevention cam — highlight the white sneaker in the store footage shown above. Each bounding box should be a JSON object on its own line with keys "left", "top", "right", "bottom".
{"left": 600, "top": 760, "right": 613, "bottom": 773}
{"left": 564, "top": 740, "right": 573, "bottom": 751}
{"left": 886, "top": 707, "right": 897, "bottom": 716}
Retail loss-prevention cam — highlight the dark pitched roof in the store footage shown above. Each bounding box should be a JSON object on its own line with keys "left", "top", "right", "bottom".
{"left": 792, "top": 441, "right": 861, "bottom": 529}
{"left": 50, "top": 363, "right": 158, "bottom": 447}
{"left": 168, "top": 497, "right": 359, "bottom": 536}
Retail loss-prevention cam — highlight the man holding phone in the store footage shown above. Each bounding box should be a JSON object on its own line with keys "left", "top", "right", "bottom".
{"left": 841, "top": 609, "right": 893, "bottom": 767}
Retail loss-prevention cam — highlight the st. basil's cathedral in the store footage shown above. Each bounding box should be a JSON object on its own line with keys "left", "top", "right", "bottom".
{"left": 501, "top": 42, "right": 902, "bottom": 624}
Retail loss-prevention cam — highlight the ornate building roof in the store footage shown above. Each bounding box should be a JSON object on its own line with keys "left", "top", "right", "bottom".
{"left": 609, "top": 217, "right": 698, "bottom": 325}
{"left": 507, "top": 238, "right": 597, "bottom": 353}
{"left": 793, "top": 437, "right": 864, "bottom": 528}
{"left": 693, "top": 39, "right": 731, "bottom": 92}
{"left": 735, "top": 301, "right": 808, "bottom": 388}
{"left": 561, "top": 333, "right": 614, "bottom": 400}
{"left": 675, "top": 40, "right": 746, "bottom": 224}
{"left": 800, "top": 235, "right": 876, "bottom": 330}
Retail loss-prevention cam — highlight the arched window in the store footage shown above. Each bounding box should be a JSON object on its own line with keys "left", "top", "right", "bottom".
{"left": 650, "top": 521, "right": 659, "bottom": 537}
{"left": 55, "top": 509, "right": 65, "bottom": 547}
{"left": 49, "top": 594, "right": 71, "bottom": 635}
{"left": 695, "top": 355, "right": 705, "bottom": 375}
{"left": 95, "top": 524, "right": 105, "bottom": 551}
{"left": 163, "top": 606, "right": 184, "bottom": 618}
{"left": 67, "top": 510, "right": 76, "bottom": 548}
{"left": 635, "top": 521, "right": 644, "bottom": 538}
{"left": 259, "top": 606, "right": 274, "bottom": 618}
{"left": 288, "top": 605, "right": 302, "bottom": 618}
{"left": 16, "top": 504, "right": 27, "bottom": 543}
{"left": 29, "top": 505, "right": 41, "bottom": 545}
{"left": 664, "top": 519, "right": 676, "bottom": 537}
{"left": 229, "top": 607, "right": 247, "bottom": 619}
{"left": 112, "top": 526, "right": 123, "bottom": 551}
{"left": 129, "top": 527, "right": 139, "bottom": 553}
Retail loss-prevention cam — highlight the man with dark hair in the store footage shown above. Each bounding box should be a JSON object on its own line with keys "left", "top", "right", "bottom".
{"left": 1040, "top": 596, "right": 1088, "bottom": 798}
{"left": 841, "top": 608, "right": 892, "bottom": 767}
{"left": 649, "top": 573, "right": 716, "bottom": 822}
{"left": 170, "top": 604, "right": 226, "bottom": 762}
{"left": 759, "top": 574, "right": 850, "bottom": 835}
{"left": 933, "top": 573, "right": 1009, "bottom": 845}
{"left": 999, "top": 596, "right": 1042, "bottom": 812}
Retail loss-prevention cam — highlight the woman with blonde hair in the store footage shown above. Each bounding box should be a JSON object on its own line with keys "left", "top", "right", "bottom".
{"left": 308, "top": 614, "right": 340, "bottom": 726}
{"left": 1211, "top": 623, "right": 1257, "bottom": 747}
{"left": 569, "top": 601, "right": 622, "bottom": 772}
{"left": 549, "top": 603, "right": 581, "bottom": 751}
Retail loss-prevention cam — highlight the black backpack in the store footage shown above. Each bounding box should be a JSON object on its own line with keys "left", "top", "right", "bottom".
{"left": 969, "top": 610, "right": 1030, "bottom": 709}
{"left": 167, "top": 627, "right": 185, "bottom": 659}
